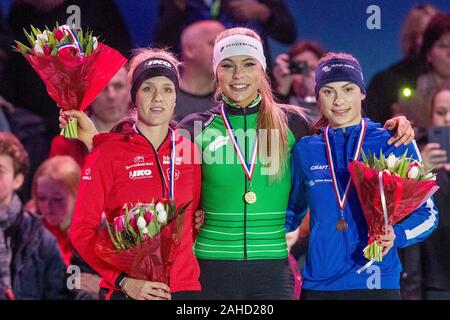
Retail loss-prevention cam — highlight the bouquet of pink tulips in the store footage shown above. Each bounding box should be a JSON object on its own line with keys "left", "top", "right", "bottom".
{"left": 95, "top": 199, "right": 191, "bottom": 284}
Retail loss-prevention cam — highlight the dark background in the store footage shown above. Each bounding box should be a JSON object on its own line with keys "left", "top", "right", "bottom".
{"left": 1, "top": 0, "right": 450, "bottom": 82}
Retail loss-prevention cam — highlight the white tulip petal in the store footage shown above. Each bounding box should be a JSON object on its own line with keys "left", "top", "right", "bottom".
{"left": 156, "top": 203, "right": 165, "bottom": 213}
{"left": 157, "top": 210, "right": 167, "bottom": 223}
{"left": 137, "top": 216, "right": 147, "bottom": 229}
{"left": 407, "top": 166, "right": 419, "bottom": 179}
{"left": 386, "top": 154, "right": 397, "bottom": 169}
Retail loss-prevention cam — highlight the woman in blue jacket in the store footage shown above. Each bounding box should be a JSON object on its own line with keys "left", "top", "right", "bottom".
{"left": 286, "top": 52, "right": 439, "bottom": 300}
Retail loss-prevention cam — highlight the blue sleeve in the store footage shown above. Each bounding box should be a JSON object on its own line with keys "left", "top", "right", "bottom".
{"left": 285, "top": 142, "right": 309, "bottom": 232}
{"left": 393, "top": 140, "right": 439, "bottom": 248}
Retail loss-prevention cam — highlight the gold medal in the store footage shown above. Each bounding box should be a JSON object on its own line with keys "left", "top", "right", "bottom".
{"left": 244, "top": 191, "right": 257, "bottom": 204}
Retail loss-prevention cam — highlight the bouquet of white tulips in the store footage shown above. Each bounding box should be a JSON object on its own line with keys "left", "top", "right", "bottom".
{"left": 349, "top": 150, "right": 439, "bottom": 270}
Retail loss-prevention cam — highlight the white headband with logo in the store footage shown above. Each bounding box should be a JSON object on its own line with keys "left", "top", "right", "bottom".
{"left": 213, "top": 34, "right": 266, "bottom": 74}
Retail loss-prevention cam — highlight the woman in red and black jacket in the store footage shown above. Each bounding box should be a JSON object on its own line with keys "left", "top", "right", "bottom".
{"left": 66, "top": 48, "right": 201, "bottom": 300}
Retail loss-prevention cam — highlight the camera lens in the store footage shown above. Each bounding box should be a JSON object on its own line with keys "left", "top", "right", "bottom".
{"left": 289, "top": 60, "right": 309, "bottom": 74}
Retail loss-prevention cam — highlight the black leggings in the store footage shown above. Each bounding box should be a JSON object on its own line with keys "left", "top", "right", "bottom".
{"left": 300, "top": 289, "right": 401, "bottom": 300}
{"left": 198, "top": 258, "right": 295, "bottom": 300}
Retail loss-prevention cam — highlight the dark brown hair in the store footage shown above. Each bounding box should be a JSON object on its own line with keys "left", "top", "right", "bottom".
{"left": 420, "top": 13, "right": 450, "bottom": 59}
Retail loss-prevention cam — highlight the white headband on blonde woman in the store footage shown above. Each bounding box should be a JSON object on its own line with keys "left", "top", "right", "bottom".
{"left": 213, "top": 34, "right": 267, "bottom": 74}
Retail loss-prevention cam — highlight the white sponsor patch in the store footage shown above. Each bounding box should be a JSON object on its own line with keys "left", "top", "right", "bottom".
{"left": 310, "top": 165, "right": 329, "bottom": 171}
{"left": 129, "top": 169, "right": 152, "bottom": 180}
{"left": 134, "top": 155, "right": 144, "bottom": 164}
{"left": 163, "top": 156, "right": 182, "bottom": 165}
{"left": 82, "top": 168, "right": 92, "bottom": 180}
{"left": 145, "top": 59, "right": 172, "bottom": 68}
{"left": 167, "top": 168, "right": 180, "bottom": 181}
{"left": 125, "top": 162, "right": 154, "bottom": 170}
{"left": 307, "top": 179, "right": 332, "bottom": 186}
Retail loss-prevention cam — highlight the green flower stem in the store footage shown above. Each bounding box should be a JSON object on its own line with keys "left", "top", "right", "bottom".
{"left": 363, "top": 242, "right": 383, "bottom": 262}
{"left": 60, "top": 118, "right": 78, "bottom": 138}
{"left": 106, "top": 222, "right": 121, "bottom": 250}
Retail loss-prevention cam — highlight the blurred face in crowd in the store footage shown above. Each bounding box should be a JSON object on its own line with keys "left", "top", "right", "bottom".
{"left": 217, "top": 55, "right": 263, "bottom": 107}
{"left": 0, "top": 155, "right": 23, "bottom": 208}
{"left": 182, "top": 21, "right": 225, "bottom": 74}
{"left": 135, "top": 76, "right": 176, "bottom": 127}
{"left": 17, "top": 0, "right": 65, "bottom": 12}
{"left": 318, "top": 81, "right": 365, "bottom": 128}
{"left": 291, "top": 50, "right": 320, "bottom": 98}
{"left": 414, "top": 14, "right": 435, "bottom": 55}
{"left": 432, "top": 89, "right": 450, "bottom": 126}
{"left": 90, "top": 67, "right": 130, "bottom": 127}
{"left": 428, "top": 32, "right": 450, "bottom": 79}
{"left": 36, "top": 176, "right": 74, "bottom": 230}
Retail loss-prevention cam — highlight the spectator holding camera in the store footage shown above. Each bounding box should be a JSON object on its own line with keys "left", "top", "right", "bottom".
{"left": 273, "top": 41, "right": 325, "bottom": 122}
{"left": 421, "top": 83, "right": 450, "bottom": 171}
{"left": 399, "top": 82, "right": 450, "bottom": 300}
{"left": 419, "top": 83, "right": 450, "bottom": 300}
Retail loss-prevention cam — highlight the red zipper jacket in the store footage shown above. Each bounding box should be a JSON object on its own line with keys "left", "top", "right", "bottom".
{"left": 44, "top": 222, "right": 72, "bottom": 267}
{"left": 70, "top": 127, "right": 201, "bottom": 293}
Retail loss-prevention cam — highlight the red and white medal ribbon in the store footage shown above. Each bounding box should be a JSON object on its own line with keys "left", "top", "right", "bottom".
{"left": 324, "top": 118, "right": 367, "bottom": 215}
{"left": 168, "top": 127, "right": 175, "bottom": 200}
{"left": 220, "top": 104, "right": 258, "bottom": 180}
{"left": 133, "top": 125, "right": 176, "bottom": 200}
{"left": 57, "top": 25, "right": 83, "bottom": 55}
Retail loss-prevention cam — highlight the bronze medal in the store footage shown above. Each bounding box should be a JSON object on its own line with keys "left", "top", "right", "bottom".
{"left": 244, "top": 191, "right": 257, "bottom": 204}
{"left": 336, "top": 218, "right": 348, "bottom": 232}
{"left": 324, "top": 120, "right": 367, "bottom": 235}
